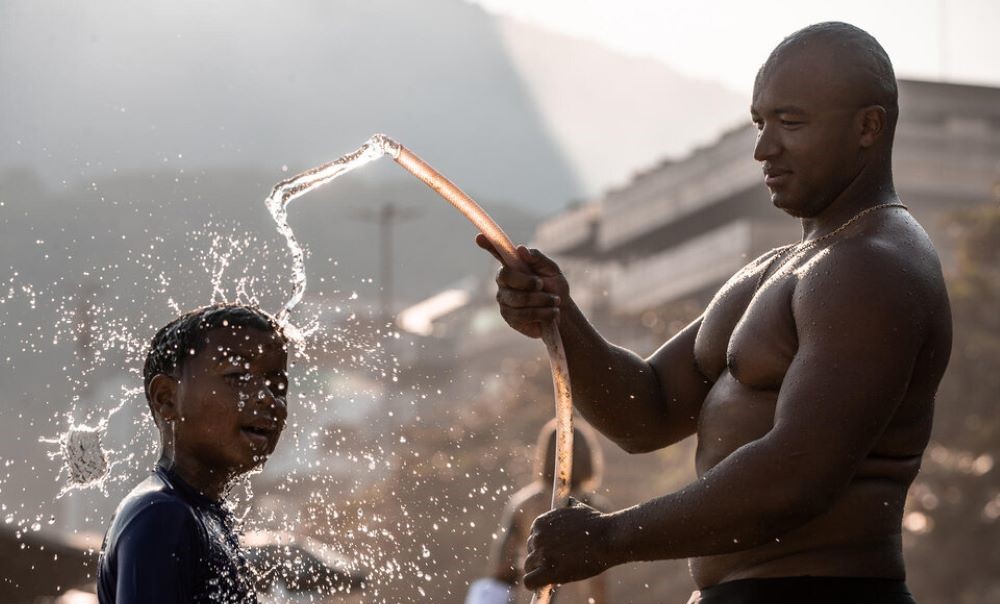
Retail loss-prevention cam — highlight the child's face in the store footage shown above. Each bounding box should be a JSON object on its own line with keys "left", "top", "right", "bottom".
{"left": 172, "top": 325, "right": 288, "bottom": 477}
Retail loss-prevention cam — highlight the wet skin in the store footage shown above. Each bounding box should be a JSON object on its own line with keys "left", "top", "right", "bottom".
{"left": 477, "top": 41, "right": 952, "bottom": 590}
{"left": 490, "top": 482, "right": 609, "bottom": 603}
{"left": 147, "top": 326, "right": 289, "bottom": 501}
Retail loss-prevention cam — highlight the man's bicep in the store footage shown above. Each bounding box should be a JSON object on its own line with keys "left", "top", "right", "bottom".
{"left": 647, "top": 315, "right": 713, "bottom": 441}
{"left": 115, "top": 502, "right": 200, "bottom": 603}
{"left": 770, "top": 254, "right": 928, "bottom": 493}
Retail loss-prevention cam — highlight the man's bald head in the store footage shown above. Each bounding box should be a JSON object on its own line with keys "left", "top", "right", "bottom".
{"left": 756, "top": 22, "right": 898, "bottom": 140}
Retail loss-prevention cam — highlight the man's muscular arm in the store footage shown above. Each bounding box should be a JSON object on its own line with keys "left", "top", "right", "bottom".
{"left": 522, "top": 240, "right": 943, "bottom": 588}
{"left": 477, "top": 236, "right": 712, "bottom": 452}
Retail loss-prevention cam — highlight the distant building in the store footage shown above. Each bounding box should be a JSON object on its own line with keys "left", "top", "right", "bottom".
{"left": 402, "top": 79, "right": 1000, "bottom": 355}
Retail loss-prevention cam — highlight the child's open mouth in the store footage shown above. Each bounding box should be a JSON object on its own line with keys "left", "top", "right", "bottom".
{"left": 240, "top": 425, "right": 277, "bottom": 449}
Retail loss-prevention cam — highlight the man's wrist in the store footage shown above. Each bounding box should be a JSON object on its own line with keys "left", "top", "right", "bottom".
{"left": 556, "top": 297, "right": 581, "bottom": 335}
{"left": 600, "top": 510, "right": 636, "bottom": 567}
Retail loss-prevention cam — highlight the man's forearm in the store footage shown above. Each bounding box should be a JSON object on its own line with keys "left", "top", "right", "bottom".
{"left": 555, "top": 299, "right": 672, "bottom": 452}
{"left": 604, "top": 437, "right": 827, "bottom": 564}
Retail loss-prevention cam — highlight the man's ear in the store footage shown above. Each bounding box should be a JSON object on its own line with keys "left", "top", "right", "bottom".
{"left": 858, "top": 105, "right": 887, "bottom": 148}
{"left": 148, "top": 374, "right": 179, "bottom": 425}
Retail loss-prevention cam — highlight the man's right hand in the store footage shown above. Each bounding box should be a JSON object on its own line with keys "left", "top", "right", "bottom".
{"left": 475, "top": 234, "right": 569, "bottom": 339}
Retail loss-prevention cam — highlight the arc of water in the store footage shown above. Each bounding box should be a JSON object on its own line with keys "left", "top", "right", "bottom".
{"left": 267, "top": 134, "right": 572, "bottom": 604}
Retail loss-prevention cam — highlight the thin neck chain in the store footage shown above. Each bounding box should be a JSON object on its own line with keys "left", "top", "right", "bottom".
{"left": 754, "top": 202, "right": 908, "bottom": 292}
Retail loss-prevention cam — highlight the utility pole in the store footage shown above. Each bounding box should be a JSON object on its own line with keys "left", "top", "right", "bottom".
{"left": 349, "top": 202, "right": 421, "bottom": 325}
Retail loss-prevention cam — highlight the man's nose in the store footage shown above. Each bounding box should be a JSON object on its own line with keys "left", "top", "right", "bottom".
{"left": 753, "top": 124, "right": 780, "bottom": 162}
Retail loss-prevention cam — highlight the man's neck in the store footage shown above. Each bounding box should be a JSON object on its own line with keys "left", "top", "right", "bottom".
{"left": 800, "top": 161, "right": 897, "bottom": 243}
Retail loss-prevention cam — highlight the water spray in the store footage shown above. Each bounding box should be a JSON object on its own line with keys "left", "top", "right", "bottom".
{"left": 41, "top": 387, "right": 141, "bottom": 493}
{"left": 267, "top": 134, "right": 573, "bottom": 603}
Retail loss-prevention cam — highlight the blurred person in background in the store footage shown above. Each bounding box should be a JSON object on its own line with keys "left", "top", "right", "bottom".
{"left": 466, "top": 419, "right": 609, "bottom": 604}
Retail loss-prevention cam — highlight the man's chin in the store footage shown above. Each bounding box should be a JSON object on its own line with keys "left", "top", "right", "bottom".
{"left": 770, "top": 192, "right": 810, "bottom": 218}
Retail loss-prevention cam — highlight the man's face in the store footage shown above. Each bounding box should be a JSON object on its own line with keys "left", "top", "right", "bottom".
{"left": 172, "top": 325, "right": 289, "bottom": 477}
{"left": 751, "top": 50, "right": 864, "bottom": 217}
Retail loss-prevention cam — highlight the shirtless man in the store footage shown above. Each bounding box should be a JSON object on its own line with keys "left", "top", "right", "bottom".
{"left": 476, "top": 22, "right": 952, "bottom": 603}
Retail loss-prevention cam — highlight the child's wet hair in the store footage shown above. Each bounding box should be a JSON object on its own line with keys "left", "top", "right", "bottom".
{"left": 142, "top": 303, "right": 286, "bottom": 404}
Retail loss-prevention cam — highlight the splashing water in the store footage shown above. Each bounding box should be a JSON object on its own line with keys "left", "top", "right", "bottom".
{"left": 52, "top": 424, "right": 108, "bottom": 485}
{"left": 4, "top": 132, "right": 573, "bottom": 601}
{"left": 266, "top": 134, "right": 402, "bottom": 326}
{"left": 6, "top": 172, "right": 443, "bottom": 598}
{"left": 40, "top": 386, "right": 141, "bottom": 493}
{"left": 265, "top": 134, "right": 575, "bottom": 604}
{"left": 36, "top": 229, "right": 288, "bottom": 495}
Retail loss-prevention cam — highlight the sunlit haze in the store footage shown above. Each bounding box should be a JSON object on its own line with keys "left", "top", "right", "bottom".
{"left": 469, "top": 0, "right": 1000, "bottom": 93}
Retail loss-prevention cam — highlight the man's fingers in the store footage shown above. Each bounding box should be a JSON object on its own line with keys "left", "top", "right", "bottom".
{"left": 523, "top": 566, "right": 551, "bottom": 591}
{"left": 522, "top": 545, "right": 550, "bottom": 590}
{"left": 523, "top": 545, "right": 541, "bottom": 571}
{"left": 497, "top": 289, "right": 560, "bottom": 309}
{"left": 517, "top": 246, "right": 562, "bottom": 278}
{"left": 496, "top": 266, "right": 543, "bottom": 292}
{"left": 500, "top": 306, "right": 560, "bottom": 325}
{"left": 484, "top": 240, "right": 566, "bottom": 339}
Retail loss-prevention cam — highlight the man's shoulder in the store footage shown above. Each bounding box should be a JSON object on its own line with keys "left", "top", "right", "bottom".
{"left": 792, "top": 211, "right": 947, "bottom": 331}
{"left": 804, "top": 212, "right": 943, "bottom": 295}
{"left": 852, "top": 204, "right": 937, "bottom": 257}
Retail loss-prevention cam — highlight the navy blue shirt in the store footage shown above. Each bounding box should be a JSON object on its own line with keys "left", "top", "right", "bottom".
{"left": 97, "top": 464, "right": 257, "bottom": 603}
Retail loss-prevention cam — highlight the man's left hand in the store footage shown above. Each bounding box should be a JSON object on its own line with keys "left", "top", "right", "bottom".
{"left": 523, "top": 498, "right": 616, "bottom": 590}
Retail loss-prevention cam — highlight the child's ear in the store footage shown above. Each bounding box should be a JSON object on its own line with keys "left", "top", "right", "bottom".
{"left": 148, "top": 374, "right": 179, "bottom": 425}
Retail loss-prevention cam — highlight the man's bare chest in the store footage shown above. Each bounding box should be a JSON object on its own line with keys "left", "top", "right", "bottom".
{"left": 694, "top": 259, "right": 800, "bottom": 391}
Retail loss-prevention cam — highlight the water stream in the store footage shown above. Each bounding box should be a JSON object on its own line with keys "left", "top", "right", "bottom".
{"left": 264, "top": 134, "right": 574, "bottom": 603}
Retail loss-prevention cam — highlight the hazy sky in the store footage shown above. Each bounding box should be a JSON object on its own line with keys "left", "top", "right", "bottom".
{"left": 470, "top": 0, "right": 1000, "bottom": 93}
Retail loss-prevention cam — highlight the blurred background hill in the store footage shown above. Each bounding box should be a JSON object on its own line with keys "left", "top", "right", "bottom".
{"left": 0, "top": 0, "right": 743, "bottom": 210}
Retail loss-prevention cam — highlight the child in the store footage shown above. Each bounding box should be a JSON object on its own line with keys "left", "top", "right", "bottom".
{"left": 98, "top": 303, "right": 290, "bottom": 603}
{"left": 467, "top": 419, "right": 610, "bottom": 604}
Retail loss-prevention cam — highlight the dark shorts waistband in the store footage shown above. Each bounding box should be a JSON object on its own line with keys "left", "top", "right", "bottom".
{"left": 692, "top": 576, "right": 915, "bottom": 604}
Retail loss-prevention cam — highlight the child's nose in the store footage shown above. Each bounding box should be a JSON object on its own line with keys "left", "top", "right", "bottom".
{"left": 254, "top": 385, "right": 288, "bottom": 422}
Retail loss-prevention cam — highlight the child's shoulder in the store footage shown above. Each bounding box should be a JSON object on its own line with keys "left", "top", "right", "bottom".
{"left": 97, "top": 470, "right": 213, "bottom": 601}
{"left": 104, "top": 470, "right": 204, "bottom": 552}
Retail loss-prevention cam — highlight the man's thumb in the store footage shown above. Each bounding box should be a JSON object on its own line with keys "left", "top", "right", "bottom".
{"left": 518, "top": 246, "right": 560, "bottom": 276}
